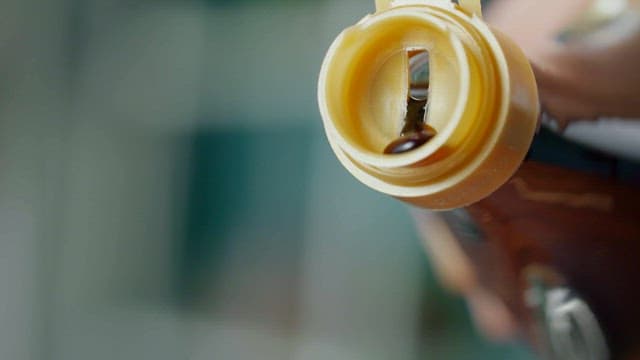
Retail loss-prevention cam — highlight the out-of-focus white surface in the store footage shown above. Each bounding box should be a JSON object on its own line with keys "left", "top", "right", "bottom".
{"left": 564, "top": 118, "right": 640, "bottom": 161}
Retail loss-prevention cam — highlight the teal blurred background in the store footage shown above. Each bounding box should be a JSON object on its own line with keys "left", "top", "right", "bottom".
{"left": 0, "top": 0, "right": 534, "bottom": 358}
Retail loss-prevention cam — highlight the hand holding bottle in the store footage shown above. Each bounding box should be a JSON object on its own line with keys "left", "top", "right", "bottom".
{"left": 487, "top": 0, "right": 640, "bottom": 130}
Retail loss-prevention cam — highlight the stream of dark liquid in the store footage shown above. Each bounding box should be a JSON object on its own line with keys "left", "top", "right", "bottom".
{"left": 384, "top": 51, "right": 437, "bottom": 155}
{"left": 383, "top": 97, "right": 437, "bottom": 154}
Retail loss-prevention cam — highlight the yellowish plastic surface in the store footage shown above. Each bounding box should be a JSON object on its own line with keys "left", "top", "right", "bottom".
{"left": 318, "top": 0, "right": 539, "bottom": 209}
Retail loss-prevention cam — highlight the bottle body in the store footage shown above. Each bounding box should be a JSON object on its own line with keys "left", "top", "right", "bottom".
{"left": 433, "top": 132, "right": 640, "bottom": 359}
{"left": 318, "top": 0, "right": 640, "bottom": 358}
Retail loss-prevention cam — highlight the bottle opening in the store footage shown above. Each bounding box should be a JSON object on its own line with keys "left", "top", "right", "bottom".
{"left": 384, "top": 49, "right": 438, "bottom": 155}
{"left": 408, "top": 49, "right": 430, "bottom": 101}
{"left": 318, "top": 7, "right": 475, "bottom": 169}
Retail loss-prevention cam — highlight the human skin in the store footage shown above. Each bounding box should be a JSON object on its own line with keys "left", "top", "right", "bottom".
{"left": 486, "top": 0, "right": 640, "bottom": 129}
{"left": 369, "top": 0, "right": 640, "bottom": 346}
{"left": 415, "top": 0, "right": 640, "bottom": 346}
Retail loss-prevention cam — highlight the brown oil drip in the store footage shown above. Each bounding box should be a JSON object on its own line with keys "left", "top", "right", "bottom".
{"left": 384, "top": 97, "right": 437, "bottom": 154}
{"left": 384, "top": 50, "right": 437, "bottom": 155}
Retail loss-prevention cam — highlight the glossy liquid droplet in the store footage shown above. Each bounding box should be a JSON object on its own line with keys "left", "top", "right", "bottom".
{"left": 384, "top": 124, "right": 437, "bottom": 154}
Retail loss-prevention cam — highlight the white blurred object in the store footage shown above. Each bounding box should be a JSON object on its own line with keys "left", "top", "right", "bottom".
{"left": 558, "top": 0, "right": 640, "bottom": 46}
{"left": 564, "top": 118, "right": 640, "bottom": 161}
{"left": 540, "top": 116, "right": 640, "bottom": 161}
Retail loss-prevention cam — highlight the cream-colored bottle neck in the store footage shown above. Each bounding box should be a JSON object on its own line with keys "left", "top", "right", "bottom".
{"left": 318, "top": 0, "right": 539, "bottom": 209}
{"left": 376, "top": 0, "right": 482, "bottom": 16}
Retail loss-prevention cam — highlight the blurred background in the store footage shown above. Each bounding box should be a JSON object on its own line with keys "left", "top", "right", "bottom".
{"left": 0, "top": 0, "right": 536, "bottom": 358}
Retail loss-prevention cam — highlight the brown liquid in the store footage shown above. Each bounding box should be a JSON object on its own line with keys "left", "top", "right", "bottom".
{"left": 384, "top": 122, "right": 437, "bottom": 154}
{"left": 446, "top": 162, "right": 640, "bottom": 359}
{"left": 384, "top": 50, "right": 437, "bottom": 155}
